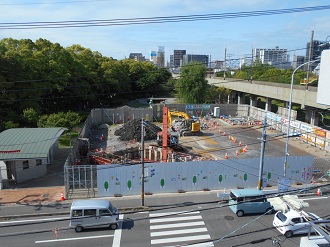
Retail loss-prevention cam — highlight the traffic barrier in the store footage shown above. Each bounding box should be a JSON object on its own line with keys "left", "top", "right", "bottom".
{"left": 60, "top": 192, "right": 65, "bottom": 201}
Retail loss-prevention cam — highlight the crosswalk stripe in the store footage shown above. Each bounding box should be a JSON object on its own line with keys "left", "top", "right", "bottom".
{"left": 164, "top": 241, "right": 215, "bottom": 247}
{"left": 150, "top": 221, "right": 205, "bottom": 230}
{"left": 150, "top": 215, "right": 202, "bottom": 224}
{"left": 149, "top": 211, "right": 200, "bottom": 218}
{"left": 151, "top": 234, "right": 211, "bottom": 245}
{"left": 151, "top": 227, "right": 208, "bottom": 237}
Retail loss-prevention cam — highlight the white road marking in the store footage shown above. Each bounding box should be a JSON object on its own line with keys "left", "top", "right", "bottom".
{"left": 151, "top": 234, "right": 211, "bottom": 245}
{"left": 150, "top": 221, "right": 205, "bottom": 230}
{"left": 35, "top": 234, "right": 114, "bottom": 244}
{"left": 150, "top": 215, "right": 202, "bottom": 223}
{"left": 151, "top": 227, "right": 208, "bottom": 237}
{"left": 0, "top": 217, "right": 68, "bottom": 225}
{"left": 112, "top": 214, "right": 124, "bottom": 247}
{"left": 149, "top": 211, "right": 200, "bottom": 217}
{"left": 303, "top": 196, "right": 328, "bottom": 201}
{"left": 164, "top": 241, "right": 215, "bottom": 247}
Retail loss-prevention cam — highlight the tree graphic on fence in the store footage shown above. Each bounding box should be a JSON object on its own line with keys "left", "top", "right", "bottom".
{"left": 104, "top": 181, "right": 109, "bottom": 191}
{"left": 127, "top": 180, "right": 132, "bottom": 190}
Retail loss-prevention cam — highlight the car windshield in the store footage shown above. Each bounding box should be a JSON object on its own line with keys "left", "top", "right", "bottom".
{"left": 108, "top": 204, "right": 117, "bottom": 214}
{"left": 276, "top": 212, "right": 287, "bottom": 222}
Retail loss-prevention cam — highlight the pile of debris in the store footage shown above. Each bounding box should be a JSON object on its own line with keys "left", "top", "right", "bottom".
{"left": 114, "top": 119, "right": 161, "bottom": 141}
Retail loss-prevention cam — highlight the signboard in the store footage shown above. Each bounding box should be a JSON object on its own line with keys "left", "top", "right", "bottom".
{"left": 278, "top": 178, "right": 291, "bottom": 193}
{"left": 186, "top": 104, "right": 211, "bottom": 110}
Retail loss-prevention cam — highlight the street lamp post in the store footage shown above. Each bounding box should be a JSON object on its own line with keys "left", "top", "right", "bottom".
{"left": 284, "top": 59, "right": 320, "bottom": 177}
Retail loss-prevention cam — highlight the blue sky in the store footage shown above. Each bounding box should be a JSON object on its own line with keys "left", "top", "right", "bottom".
{"left": 1, "top": 0, "right": 330, "bottom": 63}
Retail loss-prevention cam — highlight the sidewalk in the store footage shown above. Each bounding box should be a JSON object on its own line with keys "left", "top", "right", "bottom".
{"left": 0, "top": 186, "right": 65, "bottom": 207}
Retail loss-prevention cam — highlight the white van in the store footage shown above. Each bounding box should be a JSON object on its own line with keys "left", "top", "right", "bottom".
{"left": 70, "top": 199, "right": 119, "bottom": 232}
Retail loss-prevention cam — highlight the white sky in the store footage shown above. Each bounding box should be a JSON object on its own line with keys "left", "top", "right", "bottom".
{"left": 1, "top": 0, "right": 330, "bottom": 62}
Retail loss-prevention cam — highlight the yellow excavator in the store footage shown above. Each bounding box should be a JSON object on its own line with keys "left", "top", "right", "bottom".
{"left": 168, "top": 110, "right": 203, "bottom": 136}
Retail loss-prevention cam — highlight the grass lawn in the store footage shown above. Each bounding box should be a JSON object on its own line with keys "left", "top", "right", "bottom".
{"left": 59, "top": 131, "right": 79, "bottom": 148}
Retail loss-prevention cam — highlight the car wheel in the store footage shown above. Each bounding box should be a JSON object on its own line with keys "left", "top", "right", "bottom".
{"left": 75, "top": 225, "right": 83, "bottom": 232}
{"left": 109, "top": 223, "right": 118, "bottom": 230}
{"left": 265, "top": 208, "right": 273, "bottom": 215}
{"left": 285, "top": 230, "right": 293, "bottom": 238}
{"left": 236, "top": 210, "right": 244, "bottom": 217}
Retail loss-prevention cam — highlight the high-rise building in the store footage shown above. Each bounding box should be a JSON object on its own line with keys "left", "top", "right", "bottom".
{"left": 182, "top": 54, "right": 209, "bottom": 66}
{"left": 150, "top": 50, "right": 157, "bottom": 64}
{"left": 156, "top": 46, "right": 165, "bottom": 68}
{"left": 129, "top": 53, "right": 145, "bottom": 61}
{"left": 292, "top": 55, "right": 305, "bottom": 70}
{"left": 170, "top": 50, "right": 186, "bottom": 68}
{"left": 305, "top": 40, "right": 330, "bottom": 71}
{"left": 252, "top": 47, "right": 289, "bottom": 67}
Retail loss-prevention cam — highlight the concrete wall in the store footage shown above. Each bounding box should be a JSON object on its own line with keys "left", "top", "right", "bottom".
{"left": 14, "top": 158, "right": 47, "bottom": 183}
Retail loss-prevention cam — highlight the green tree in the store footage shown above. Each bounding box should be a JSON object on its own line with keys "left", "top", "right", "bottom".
{"left": 205, "top": 85, "right": 231, "bottom": 103}
{"left": 37, "top": 111, "right": 81, "bottom": 130}
{"left": 175, "top": 62, "right": 208, "bottom": 103}
{"left": 22, "top": 108, "right": 39, "bottom": 126}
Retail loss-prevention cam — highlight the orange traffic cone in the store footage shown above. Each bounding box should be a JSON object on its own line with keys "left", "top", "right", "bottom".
{"left": 225, "top": 153, "right": 228, "bottom": 159}
{"left": 245, "top": 145, "right": 248, "bottom": 150}
{"left": 223, "top": 132, "right": 226, "bottom": 136}
{"left": 234, "top": 139, "right": 237, "bottom": 143}
{"left": 316, "top": 188, "right": 322, "bottom": 196}
{"left": 60, "top": 192, "right": 65, "bottom": 201}
{"left": 228, "top": 135, "right": 231, "bottom": 140}
{"left": 236, "top": 150, "right": 239, "bottom": 157}
{"left": 239, "top": 141, "right": 242, "bottom": 146}
{"left": 219, "top": 129, "right": 222, "bottom": 133}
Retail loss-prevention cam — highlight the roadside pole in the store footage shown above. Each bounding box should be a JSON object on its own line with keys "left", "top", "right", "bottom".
{"left": 141, "top": 119, "right": 145, "bottom": 206}
{"left": 257, "top": 116, "right": 267, "bottom": 190}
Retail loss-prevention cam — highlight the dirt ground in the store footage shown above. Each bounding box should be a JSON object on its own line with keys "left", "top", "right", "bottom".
{"left": 0, "top": 186, "right": 65, "bottom": 206}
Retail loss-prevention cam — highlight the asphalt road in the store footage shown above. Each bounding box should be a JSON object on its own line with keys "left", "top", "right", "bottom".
{"left": 1, "top": 192, "right": 329, "bottom": 247}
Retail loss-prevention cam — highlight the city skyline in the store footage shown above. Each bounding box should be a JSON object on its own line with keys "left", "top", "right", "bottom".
{"left": 1, "top": 0, "right": 330, "bottom": 63}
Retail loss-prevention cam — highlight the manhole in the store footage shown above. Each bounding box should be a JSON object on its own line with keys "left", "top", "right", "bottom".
{"left": 224, "top": 215, "right": 234, "bottom": 221}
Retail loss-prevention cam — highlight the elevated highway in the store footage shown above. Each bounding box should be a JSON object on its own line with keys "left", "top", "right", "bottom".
{"left": 207, "top": 77, "right": 328, "bottom": 125}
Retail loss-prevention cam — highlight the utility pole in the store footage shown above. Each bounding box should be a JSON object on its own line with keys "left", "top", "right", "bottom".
{"left": 250, "top": 48, "right": 253, "bottom": 82}
{"left": 257, "top": 116, "right": 267, "bottom": 190}
{"left": 223, "top": 48, "right": 227, "bottom": 80}
{"left": 141, "top": 119, "right": 145, "bottom": 206}
{"left": 305, "top": 30, "right": 314, "bottom": 92}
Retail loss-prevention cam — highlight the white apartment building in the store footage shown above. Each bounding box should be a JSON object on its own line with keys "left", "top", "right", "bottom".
{"left": 253, "top": 47, "right": 289, "bottom": 65}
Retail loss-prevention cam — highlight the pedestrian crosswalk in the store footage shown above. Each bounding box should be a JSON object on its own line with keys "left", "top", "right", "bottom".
{"left": 149, "top": 211, "right": 214, "bottom": 246}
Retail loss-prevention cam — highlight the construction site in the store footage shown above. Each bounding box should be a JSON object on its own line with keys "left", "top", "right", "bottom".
{"left": 64, "top": 103, "right": 330, "bottom": 198}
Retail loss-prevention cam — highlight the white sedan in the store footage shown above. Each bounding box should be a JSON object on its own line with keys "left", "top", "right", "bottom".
{"left": 273, "top": 210, "right": 322, "bottom": 238}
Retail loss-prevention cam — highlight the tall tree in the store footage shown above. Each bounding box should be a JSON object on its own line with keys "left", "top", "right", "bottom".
{"left": 175, "top": 62, "right": 208, "bottom": 103}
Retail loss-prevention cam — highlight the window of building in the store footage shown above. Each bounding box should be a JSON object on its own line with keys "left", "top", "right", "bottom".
{"left": 23, "top": 160, "right": 29, "bottom": 170}
{"left": 36, "top": 159, "right": 42, "bottom": 166}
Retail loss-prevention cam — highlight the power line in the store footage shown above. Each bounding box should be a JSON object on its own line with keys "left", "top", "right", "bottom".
{"left": 1, "top": 5, "right": 330, "bottom": 29}
{"left": 0, "top": 0, "right": 110, "bottom": 6}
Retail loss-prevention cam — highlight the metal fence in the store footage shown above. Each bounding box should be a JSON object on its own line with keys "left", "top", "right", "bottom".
{"left": 64, "top": 103, "right": 330, "bottom": 198}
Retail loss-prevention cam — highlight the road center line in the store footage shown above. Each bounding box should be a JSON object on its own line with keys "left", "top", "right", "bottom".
{"left": 35, "top": 234, "right": 114, "bottom": 244}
